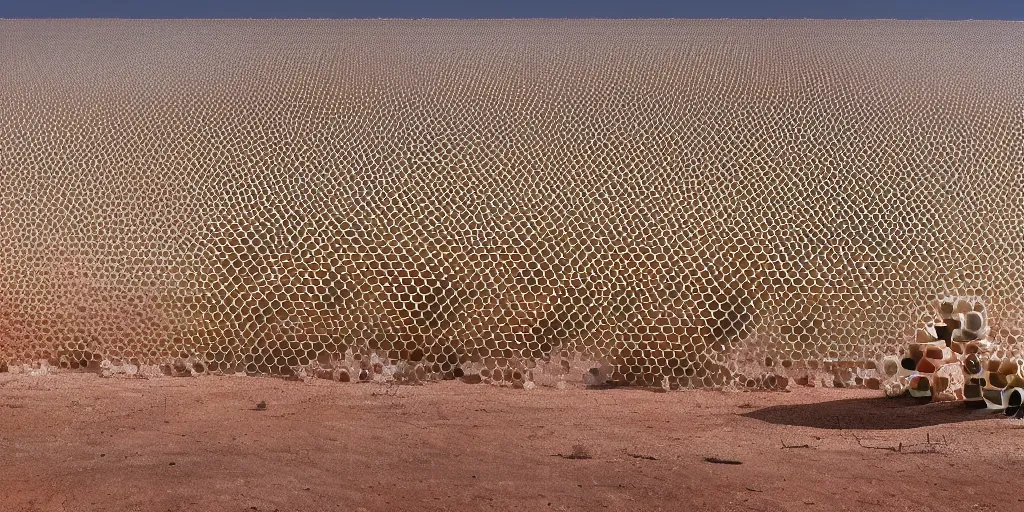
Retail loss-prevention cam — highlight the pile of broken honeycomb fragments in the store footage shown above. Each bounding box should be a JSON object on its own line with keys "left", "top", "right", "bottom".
{"left": 884, "top": 296, "right": 1024, "bottom": 418}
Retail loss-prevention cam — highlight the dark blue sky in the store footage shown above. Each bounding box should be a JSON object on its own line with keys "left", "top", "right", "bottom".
{"left": 1, "top": 0, "right": 1023, "bottom": 20}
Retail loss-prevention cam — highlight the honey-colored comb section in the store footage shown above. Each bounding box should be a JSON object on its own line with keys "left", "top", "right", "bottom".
{"left": 0, "top": 20, "right": 1022, "bottom": 389}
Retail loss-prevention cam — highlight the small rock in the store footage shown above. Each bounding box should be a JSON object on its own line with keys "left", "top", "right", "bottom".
{"left": 255, "top": 401, "right": 267, "bottom": 411}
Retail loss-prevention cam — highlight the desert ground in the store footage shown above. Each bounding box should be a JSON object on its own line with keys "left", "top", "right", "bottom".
{"left": 2, "top": 374, "right": 1023, "bottom": 512}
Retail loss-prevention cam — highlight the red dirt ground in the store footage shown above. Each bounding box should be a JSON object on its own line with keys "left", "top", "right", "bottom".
{"left": 2, "top": 373, "right": 1023, "bottom": 512}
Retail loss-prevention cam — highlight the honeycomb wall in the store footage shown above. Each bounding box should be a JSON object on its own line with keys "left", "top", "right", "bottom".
{"left": 1, "top": 20, "right": 1022, "bottom": 388}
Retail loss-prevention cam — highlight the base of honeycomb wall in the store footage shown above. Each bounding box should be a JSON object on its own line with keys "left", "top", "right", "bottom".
{"left": 2, "top": 353, "right": 882, "bottom": 393}
{"left": 736, "top": 351, "right": 872, "bottom": 385}
{"left": 311, "top": 368, "right": 352, "bottom": 382}
{"left": 788, "top": 369, "right": 871, "bottom": 390}
{"left": 96, "top": 360, "right": 165, "bottom": 379}
{"left": 734, "top": 372, "right": 790, "bottom": 391}
{"left": 5, "top": 360, "right": 60, "bottom": 376}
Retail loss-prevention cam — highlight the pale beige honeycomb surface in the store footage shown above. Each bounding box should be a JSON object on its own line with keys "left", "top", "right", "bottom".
{"left": 0, "top": 20, "right": 1022, "bottom": 389}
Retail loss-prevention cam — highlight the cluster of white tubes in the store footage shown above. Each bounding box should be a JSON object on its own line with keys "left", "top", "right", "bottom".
{"left": 884, "top": 296, "right": 1024, "bottom": 417}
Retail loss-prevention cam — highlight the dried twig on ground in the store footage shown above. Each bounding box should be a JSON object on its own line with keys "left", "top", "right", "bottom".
{"left": 627, "top": 452, "right": 658, "bottom": 460}
{"left": 704, "top": 457, "right": 742, "bottom": 465}
{"left": 781, "top": 441, "right": 811, "bottom": 449}
{"left": 851, "top": 432, "right": 948, "bottom": 454}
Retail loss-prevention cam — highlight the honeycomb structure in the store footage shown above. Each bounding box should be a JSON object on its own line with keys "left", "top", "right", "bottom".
{"left": 1, "top": 20, "right": 1023, "bottom": 389}
{"left": 887, "top": 296, "right": 1024, "bottom": 414}
{"left": 886, "top": 296, "right": 994, "bottom": 400}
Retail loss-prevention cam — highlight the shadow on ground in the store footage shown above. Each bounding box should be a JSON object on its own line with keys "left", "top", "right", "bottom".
{"left": 742, "top": 395, "right": 998, "bottom": 430}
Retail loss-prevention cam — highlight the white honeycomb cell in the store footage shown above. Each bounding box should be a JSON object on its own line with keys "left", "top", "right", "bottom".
{"left": 0, "top": 20, "right": 1022, "bottom": 389}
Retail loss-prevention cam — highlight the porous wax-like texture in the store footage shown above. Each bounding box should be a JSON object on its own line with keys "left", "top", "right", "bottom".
{"left": 1, "top": 20, "right": 1022, "bottom": 388}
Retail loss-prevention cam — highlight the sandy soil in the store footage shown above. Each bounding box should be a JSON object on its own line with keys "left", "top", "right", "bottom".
{"left": 2, "top": 374, "right": 1023, "bottom": 512}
